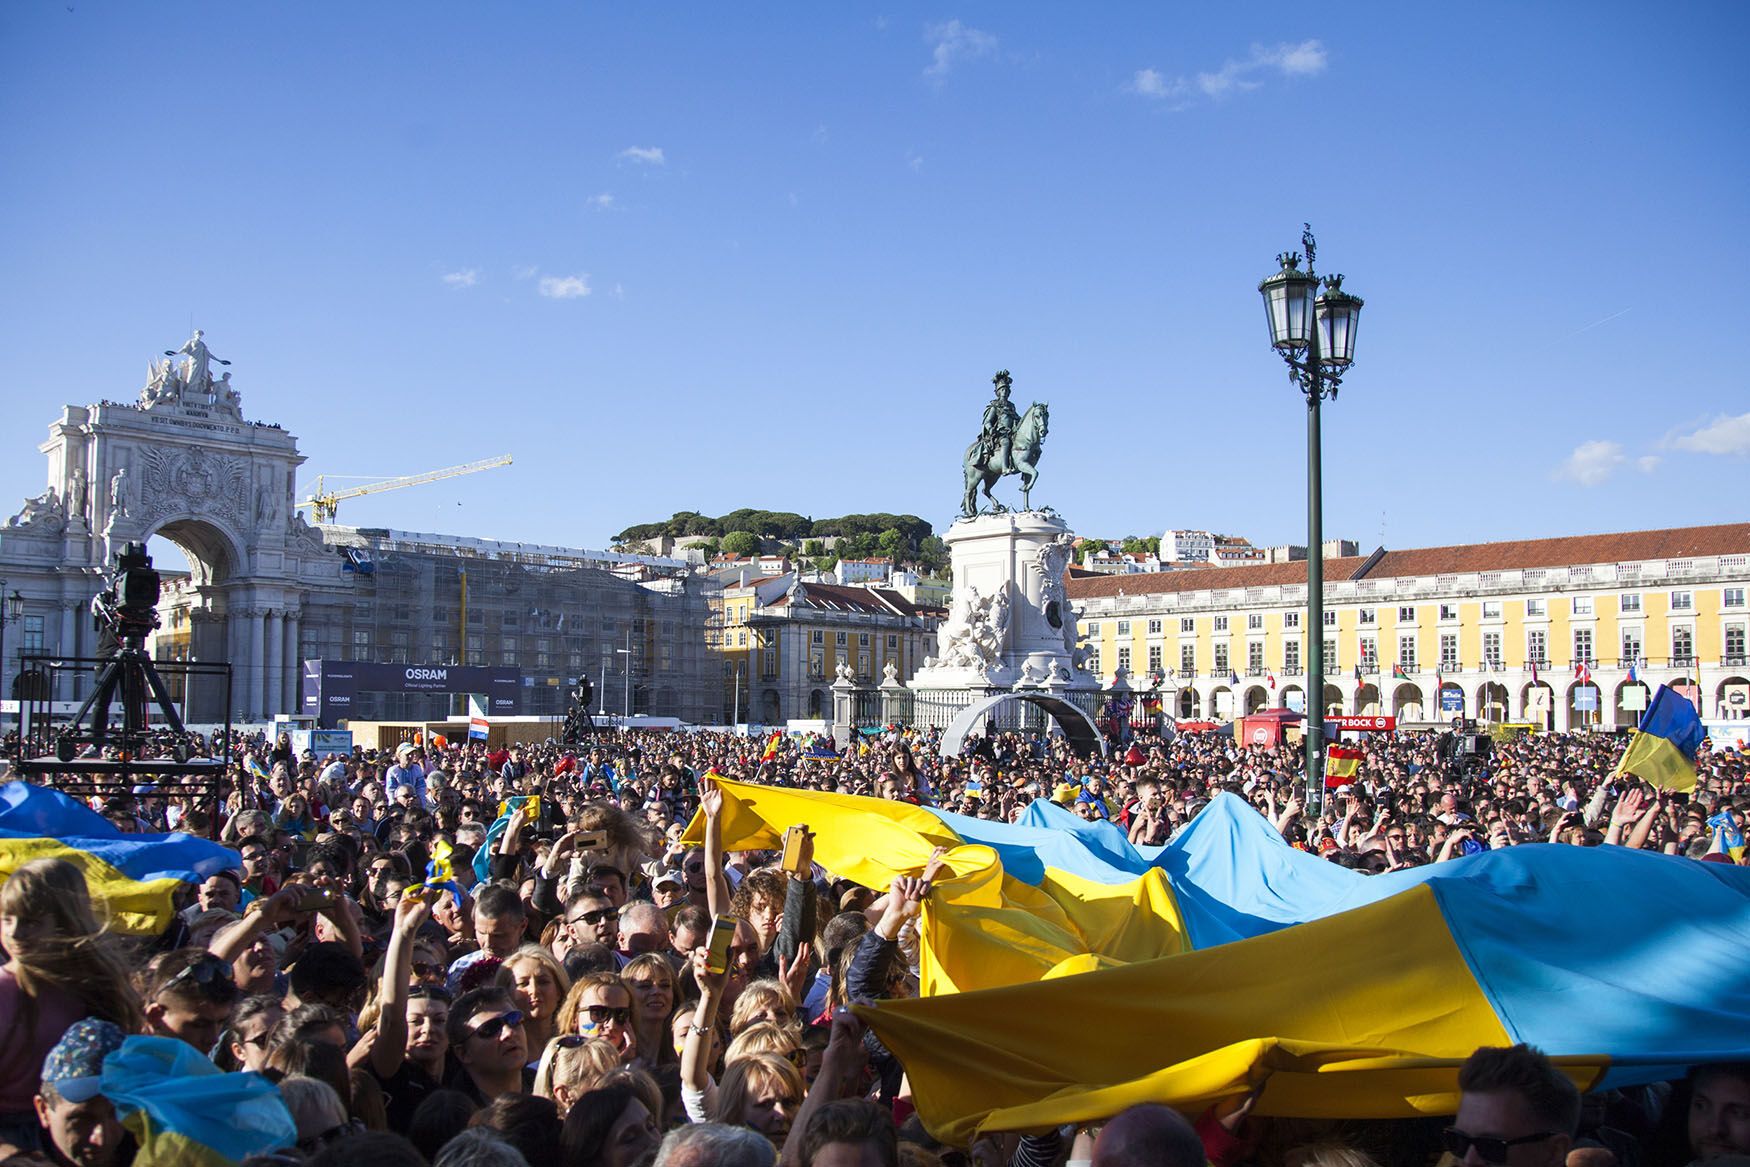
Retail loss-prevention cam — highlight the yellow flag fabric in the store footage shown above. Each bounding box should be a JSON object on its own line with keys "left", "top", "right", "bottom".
{"left": 680, "top": 776, "right": 1192, "bottom": 994}
{"left": 1611, "top": 729, "right": 1698, "bottom": 792}
{"left": 858, "top": 884, "right": 1573, "bottom": 1144}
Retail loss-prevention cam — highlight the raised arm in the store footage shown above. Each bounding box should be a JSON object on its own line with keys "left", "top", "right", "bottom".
{"left": 680, "top": 946, "right": 728, "bottom": 1108}
{"left": 700, "top": 775, "right": 732, "bottom": 918}
{"left": 370, "top": 894, "right": 432, "bottom": 1080}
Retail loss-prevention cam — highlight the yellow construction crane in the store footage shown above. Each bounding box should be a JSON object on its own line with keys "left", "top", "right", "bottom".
{"left": 296, "top": 454, "right": 514, "bottom": 523}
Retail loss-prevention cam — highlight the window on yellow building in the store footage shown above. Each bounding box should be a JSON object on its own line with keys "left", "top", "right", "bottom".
{"left": 1179, "top": 617, "right": 1194, "bottom": 633}
{"left": 1213, "top": 645, "right": 1229, "bottom": 674}
{"left": 1213, "top": 616, "right": 1229, "bottom": 632}
{"left": 1726, "top": 588, "right": 1746, "bottom": 608}
{"left": 1621, "top": 630, "right": 1642, "bottom": 664}
{"left": 1483, "top": 632, "right": 1502, "bottom": 669}
{"left": 1117, "top": 620, "right": 1130, "bottom": 636}
{"left": 1483, "top": 601, "right": 1502, "bottom": 619}
{"left": 1359, "top": 637, "right": 1378, "bottom": 672}
{"left": 1148, "top": 646, "right": 1162, "bottom": 673}
{"left": 1527, "top": 630, "right": 1547, "bottom": 665}
{"left": 1398, "top": 606, "right": 1416, "bottom": 623}
{"left": 1284, "top": 611, "right": 1301, "bottom": 629}
{"left": 1672, "top": 627, "right": 1694, "bottom": 662}
{"left": 1180, "top": 644, "right": 1196, "bottom": 675}
{"left": 1573, "top": 596, "right": 1593, "bottom": 616}
{"left": 1359, "top": 608, "right": 1376, "bottom": 625}
{"left": 1671, "top": 591, "right": 1693, "bottom": 611}
{"left": 1398, "top": 636, "right": 1418, "bottom": 669}
{"left": 1284, "top": 640, "right": 1300, "bottom": 673}
{"left": 1619, "top": 593, "right": 1641, "bottom": 613}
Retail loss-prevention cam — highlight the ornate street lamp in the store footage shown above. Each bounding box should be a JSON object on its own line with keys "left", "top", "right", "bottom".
{"left": 0, "top": 586, "right": 22, "bottom": 711}
{"left": 1259, "top": 225, "right": 1363, "bottom": 812}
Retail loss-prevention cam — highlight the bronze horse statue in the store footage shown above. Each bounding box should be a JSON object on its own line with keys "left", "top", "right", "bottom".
{"left": 962, "top": 401, "right": 1049, "bottom": 516}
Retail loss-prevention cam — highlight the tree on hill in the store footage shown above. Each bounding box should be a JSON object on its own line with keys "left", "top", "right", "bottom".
{"left": 720, "top": 531, "right": 760, "bottom": 557}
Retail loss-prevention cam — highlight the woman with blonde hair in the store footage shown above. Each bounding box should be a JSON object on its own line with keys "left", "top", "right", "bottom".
{"left": 724, "top": 1020, "right": 800, "bottom": 1069}
{"left": 0, "top": 858, "right": 143, "bottom": 1152}
{"left": 500, "top": 943, "right": 571, "bottom": 1055}
{"left": 533, "top": 1035, "right": 624, "bottom": 1115}
{"left": 710, "top": 1051, "right": 804, "bottom": 1149}
{"left": 619, "top": 952, "right": 678, "bottom": 1070}
{"left": 727, "top": 977, "right": 796, "bottom": 1036}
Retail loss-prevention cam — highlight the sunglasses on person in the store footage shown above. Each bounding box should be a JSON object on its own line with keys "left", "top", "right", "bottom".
{"left": 161, "top": 955, "right": 237, "bottom": 1001}
{"left": 411, "top": 961, "right": 446, "bottom": 982}
{"left": 463, "top": 1009, "right": 524, "bottom": 1042}
{"left": 568, "top": 907, "right": 614, "bottom": 926}
{"left": 408, "top": 983, "right": 453, "bottom": 1003}
{"left": 1440, "top": 1127, "right": 1558, "bottom": 1164}
{"left": 581, "top": 1004, "right": 632, "bottom": 1026}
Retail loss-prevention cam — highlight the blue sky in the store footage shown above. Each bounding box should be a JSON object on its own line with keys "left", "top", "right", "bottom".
{"left": 3, "top": 3, "right": 1746, "bottom": 570}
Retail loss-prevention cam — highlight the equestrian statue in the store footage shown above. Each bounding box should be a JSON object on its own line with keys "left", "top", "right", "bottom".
{"left": 962, "top": 369, "right": 1050, "bottom": 516}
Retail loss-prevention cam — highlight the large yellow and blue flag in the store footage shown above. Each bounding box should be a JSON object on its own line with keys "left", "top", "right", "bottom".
{"left": 0, "top": 781, "right": 238, "bottom": 935}
{"left": 1613, "top": 683, "right": 1705, "bottom": 791}
{"left": 684, "top": 774, "right": 1750, "bottom": 1141}
{"left": 99, "top": 1034, "right": 296, "bottom": 1166}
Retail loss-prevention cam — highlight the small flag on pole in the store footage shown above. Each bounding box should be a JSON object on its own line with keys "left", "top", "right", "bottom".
{"left": 1325, "top": 744, "right": 1364, "bottom": 787}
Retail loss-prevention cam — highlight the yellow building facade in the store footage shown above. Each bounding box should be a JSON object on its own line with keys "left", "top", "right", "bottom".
{"left": 1067, "top": 523, "right": 1750, "bottom": 730}
{"left": 708, "top": 574, "right": 938, "bottom": 725}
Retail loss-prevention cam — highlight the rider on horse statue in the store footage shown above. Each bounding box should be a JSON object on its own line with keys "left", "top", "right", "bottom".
{"left": 979, "top": 370, "right": 1020, "bottom": 472}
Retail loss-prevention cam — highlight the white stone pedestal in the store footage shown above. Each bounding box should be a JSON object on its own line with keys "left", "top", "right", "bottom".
{"left": 909, "top": 510, "right": 1095, "bottom": 692}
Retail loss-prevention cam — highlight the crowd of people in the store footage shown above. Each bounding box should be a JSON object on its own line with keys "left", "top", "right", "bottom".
{"left": 0, "top": 718, "right": 1746, "bottom": 1167}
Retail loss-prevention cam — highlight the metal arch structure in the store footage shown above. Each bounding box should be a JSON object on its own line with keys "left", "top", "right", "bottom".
{"left": 937, "top": 692, "right": 1107, "bottom": 759}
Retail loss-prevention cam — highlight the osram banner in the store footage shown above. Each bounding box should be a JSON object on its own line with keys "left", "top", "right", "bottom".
{"left": 301, "top": 659, "right": 519, "bottom": 727}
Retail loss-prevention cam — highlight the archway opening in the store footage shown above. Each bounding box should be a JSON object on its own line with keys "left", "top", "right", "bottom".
{"left": 1355, "top": 683, "right": 1380, "bottom": 715}
{"left": 1392, "top": 682, "right": 1424, "bottom": 721}
{"left": 1478, "top": 682, "right": 1510, "bottom": 723}
{"left": 1177, "top": 689, "right": 1202, "bottom": 718}
{"left": 938, "top": 692, "right": 1106, "bottom": 758}
{"left": 1322, "top": 683, "right": 1344, "bottom": 717}
{"left": 143, "top": 518, "right": 246, "bottom": 724}
{"left": 1243, "top": 685, "right": 1269, "bottom": 714}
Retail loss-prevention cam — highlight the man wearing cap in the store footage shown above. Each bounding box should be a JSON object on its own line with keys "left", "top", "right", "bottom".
{"left": 32, "top": 1017, "right": 132, "bottom": 1167}
{"left": 651, "top": 869, "right": 687, "bottom": 912}
{"left": 385, "top": 744, "right": 428, "bottom": 810}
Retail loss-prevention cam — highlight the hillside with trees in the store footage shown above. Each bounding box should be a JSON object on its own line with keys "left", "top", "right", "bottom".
{"left": 614, "top": 509, "right": 946, "bottom": 574}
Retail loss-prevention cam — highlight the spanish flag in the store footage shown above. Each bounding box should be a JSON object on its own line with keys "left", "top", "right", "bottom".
{"left": 760, "top": 730, "right": 782, "bottom": 762}
{"left": 1612, "top": 684, "right": 1703, "bottom": 792}
{"left": 1325, "top": 744, "right": 1363, "bottom": 787}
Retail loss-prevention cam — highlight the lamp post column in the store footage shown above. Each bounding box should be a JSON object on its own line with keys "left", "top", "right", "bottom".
{"left": 1305, "top": 375, "right": 1325, "bottom": 814}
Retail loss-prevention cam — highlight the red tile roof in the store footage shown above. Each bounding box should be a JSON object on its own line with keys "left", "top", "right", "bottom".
{"left": 1065, "top": 522, "right": 1750, "bottom": 600}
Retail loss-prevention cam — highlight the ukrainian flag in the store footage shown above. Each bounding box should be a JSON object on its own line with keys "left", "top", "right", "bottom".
{"left": 0, "top": 782, "right": 239, "bottom": 935}
{"left": 683, "top": 775, "right": 1750, "bottom": 1141}
{"left": 1613, "top": 683, "right": 1704, "bottom": 791}
{"left": 100, "top": 1034, "right": 296, "bottom": 1166}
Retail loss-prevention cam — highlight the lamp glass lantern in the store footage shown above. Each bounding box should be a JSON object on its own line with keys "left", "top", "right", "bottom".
{"left": 4, "top": 590, "right": 21, "bottom": 620}
{"left": 1315, "top": 277, "right": 1364, "bottom": 368}
{"left": 1259, "top": 253, "right": 1319, "bottom": 351}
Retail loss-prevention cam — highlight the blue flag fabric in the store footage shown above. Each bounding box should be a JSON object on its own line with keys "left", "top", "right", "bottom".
{"left": 0, "top": 782, "right": 238, "bottom": 934}
{"left": 100, "top": 1034, "right": 296, "bottom": 1165}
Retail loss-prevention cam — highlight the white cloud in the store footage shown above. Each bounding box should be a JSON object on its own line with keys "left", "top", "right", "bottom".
{"left": 1666, "top": 412, "right": 1750, "bottom": 457}
{"left": 441, "top": 269, "right": 478, "bottom": 288}
{"left": 1127, "top": 68, "right": 1173, "bottom": 99}
{"left": 1554, "top": 440, "right": 1626, "bottom": 486}
{"left": 924, "top": 19, "right": 996, "bottom": 79}
{"left": 1129, "top": 39, "right": 1327, "bottom": 107}
{"left": 586, "top": 193, "right": 617, "bottom": 211}
{"left": 1636, "top": 455, "right": 1662, "bottom": 474}
{"left": 619, "top": 146, "right": 665, "bottom": 165}
{"left": 538, "top": 275, "right": 591, "bottom": 300}
{"left": 511, "top": 264, "right": 539, "bottom": 281}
